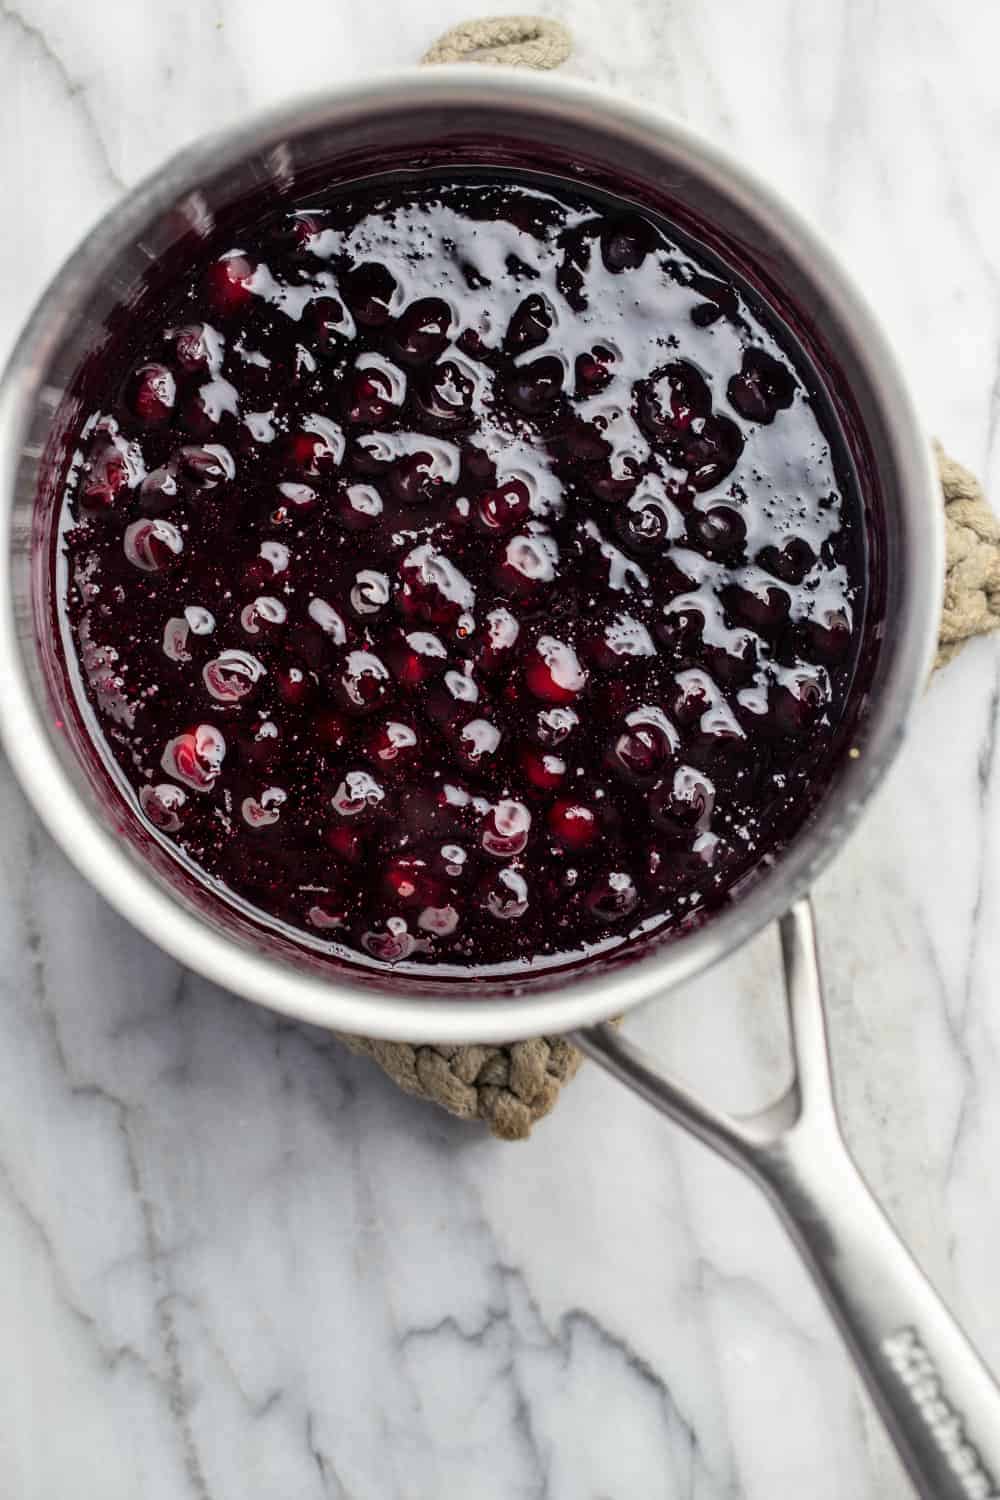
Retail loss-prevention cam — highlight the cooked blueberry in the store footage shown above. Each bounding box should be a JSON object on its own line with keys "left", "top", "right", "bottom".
{"left": 58, "top": 173, "right": 862, "bottom": 973}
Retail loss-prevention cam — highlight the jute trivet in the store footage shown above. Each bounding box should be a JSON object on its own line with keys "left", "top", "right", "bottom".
{"left": 934, "top": 442, "right": 1000, "bottom": 668}
{"left": 421, "top": 14, "right": 571, "bottom": 69}
{"left": 336, "top": 21, "right": 1000, "bottom": 1140}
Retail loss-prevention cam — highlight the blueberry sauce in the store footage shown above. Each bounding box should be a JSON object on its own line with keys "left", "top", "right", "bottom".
{"left": 56, "top": 174, "right": 865, "bottom": 974}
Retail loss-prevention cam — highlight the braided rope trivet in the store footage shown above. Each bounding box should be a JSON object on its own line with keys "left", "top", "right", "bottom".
{"left": 934, "top": 442, "right": 1000, "bottom": 667}
{"left": 337, "top": 1033, "right": 582, "bottom": 1139}
{"left": 337, "top": 18, "right": 1000, "bottom": 1140}
{"left": 421, "top": 14, "right": 571, "bottom": 69}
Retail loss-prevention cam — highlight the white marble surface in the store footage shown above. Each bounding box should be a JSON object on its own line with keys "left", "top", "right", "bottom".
{"left": 2, "top": 1, "right": 999, "bottom": 1496}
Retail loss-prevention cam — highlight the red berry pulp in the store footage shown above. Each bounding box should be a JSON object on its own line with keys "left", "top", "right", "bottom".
{"left": 56, "top": 174, "right": 865, "bottom": 974}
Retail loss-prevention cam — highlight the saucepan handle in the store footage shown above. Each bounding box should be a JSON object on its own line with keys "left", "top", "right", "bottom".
{"left": 574, "top": 900, "right": 1000, "bottom": 1500}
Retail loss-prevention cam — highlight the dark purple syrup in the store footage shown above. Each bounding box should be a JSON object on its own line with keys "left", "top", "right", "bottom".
{"left": 56, "top": 174, "right": 864, "bottom": 974}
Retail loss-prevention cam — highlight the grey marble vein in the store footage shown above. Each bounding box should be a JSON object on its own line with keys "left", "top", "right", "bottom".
{"left": 0, "top": 0, "right": 125, "bottom": 194}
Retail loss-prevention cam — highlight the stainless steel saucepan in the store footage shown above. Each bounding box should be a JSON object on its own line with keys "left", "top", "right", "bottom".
{"left": 1, "top": 69, "right": 996, "bottom": 1498}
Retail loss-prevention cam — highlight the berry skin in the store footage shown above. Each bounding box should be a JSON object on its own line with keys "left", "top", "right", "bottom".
{"left": 478, "top": 480, "right": 531, "bottom": 533}
{"left": 481, "top": 800, "right": 532, "bottom": 858}
{"left": 585, "top": 869, "right": 638, "bottom": 923}
{"left": 609, "top": 717, "right": 673, "bottom": 782}
{"left": 125, "top": 363, "right": 176, "bottom": 425}
{"left": 651, "top": 766, "right": 716, "bottom": 840}
{"left": 524, "top": 638, "right": 587, "bottom": 705}
{"left": 480, "top": 865, "right": 530, "bottom": 921}
{"left": 637, "top": 361, "right": 712, "bottom": 441}
{"left": 364, "top": 719, "right": 420, "bottom": 774}
{"left": 505, "top": 356, "right": 563, "bottom": 415}
{"left": 206, "top": 252, "right": 256, "bottom": 313}
{"left": 333, "top": 651, "right": 393, "bottom": 715}
{"left": 166, "top": 323, "right": 218, "bottom": 373}
{"left": 343, "top": 262, "right": 398, "bottom": 327}
{"left": 383, "top": 855, "right": 443, "bottom": 911}
{"left": 346, "top": 369, "right": 398, "bottom": 425}
{"left": 414, "top": 360, "right": 476, "bottom": 430}
{"left": 139, "top": 783, "right": 189, "bottom": 832}
{"left": 276, "top": 660, "right": 314, "bottom": 707}
{"left": 385, "top": 629, "right": 448, "bottom": 688}
{"left": 124, "top": 518, "right": 183, "bottom": 572}
{"left": 547, "top": 800, "right": 598, "bottom": 851}
{"left": 534, "top": 707, "right": 579, "bottom": 748}
{"left": 519, "top": 743, "right": 567, "bottom": 791}
{"left": 727, "top": 348, "right": 796, "bottom": 424}
{"left": 80, "top": 442, "right": 132, "bottom": 513}
{"left": 389, "top": 297, "right": 451, "bottom": 362}
{"left": 504, "top": 294, "right": 553, "bottom": 354}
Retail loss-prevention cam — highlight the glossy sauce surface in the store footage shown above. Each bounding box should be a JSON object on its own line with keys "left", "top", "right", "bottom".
{"left": 57, "top": 175, "right": 864, "bottom": 974}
